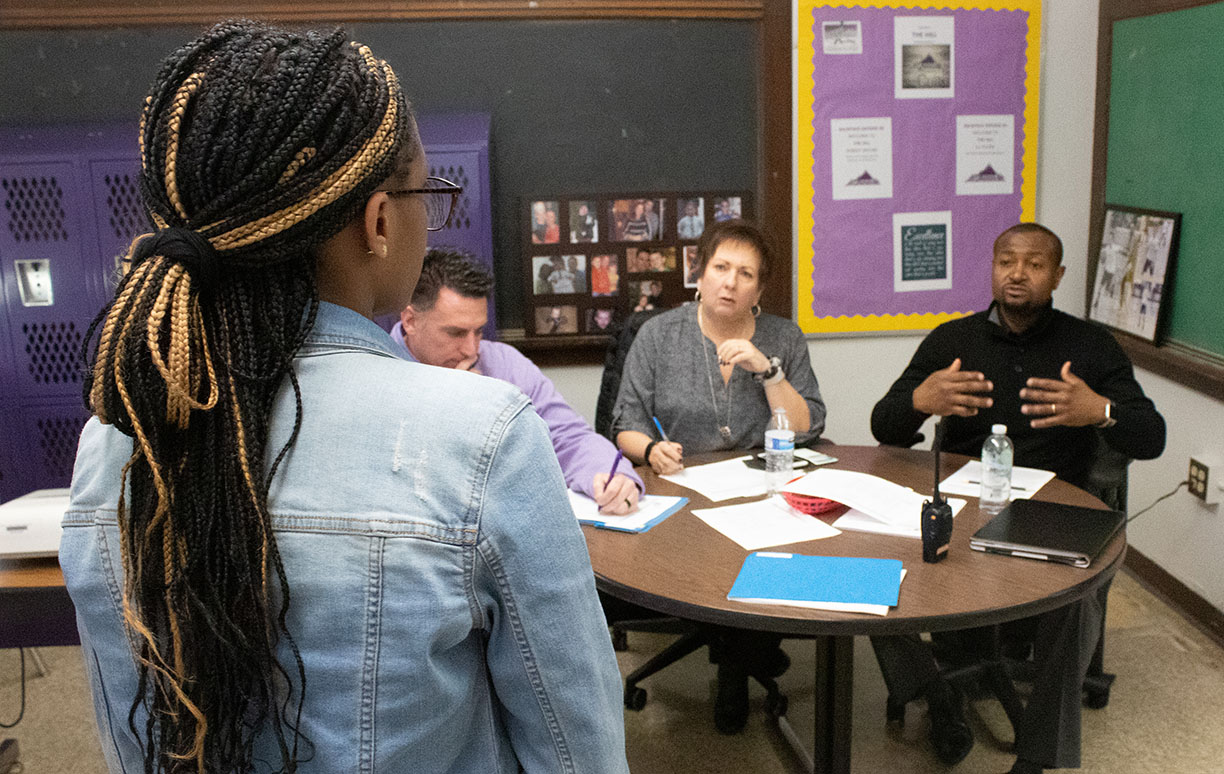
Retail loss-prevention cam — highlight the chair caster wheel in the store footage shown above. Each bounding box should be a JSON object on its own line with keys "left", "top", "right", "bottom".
{"left": 765, "top": 692, "right": 789, "bottom": 718}
{"left": 625, "top": 686, "right": 647, "bottom": 711}
{"left": 1082, "top": 672, "right": 1114, "bottom": 709}
{"left": 611, "top": 628, "right": 628, "bottom": 651}
{"left": 1083, "top": 686, "right": 1110, "bottom": 709}
{"left": 886, "top": 697, "right": 906, "bottom": 725}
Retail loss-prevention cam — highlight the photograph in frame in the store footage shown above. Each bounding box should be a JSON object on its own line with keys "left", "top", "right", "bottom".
{"left": 627, "top": 246, "right": 676, "bottom": 273}
{"left": 569, "top": 200, "right": 598, "bottom": 243}
{"left": 682, "top": 245, "right": 701, "bottom": 288}
{"left": 586, "top": 306, "right": 622, "bottom": 334}
{"left": 532, "top": 254, "right": 585, "bottom": 295}
{"left": 609, "top": 198, "right": 663, "bottom": 241}
{"left": 1088, "top": 206, "right": 1180, "bottom": 343}
{"left": 535, "top": 305, "right": 579, "bottom": 335}
{"left": 530, "top": 200, "right": 561, "bottom": 244}
{"left": 590, "top": 253, "right": 620, "bottom": 297}
{"left": 677, "top": 197, "right": 705, "bottom": 240}
{"left": 630, "top": 279, "right": 663, "bottom": 312}
{"left": 712, "top": 196, "right": 743, "bottom": 222}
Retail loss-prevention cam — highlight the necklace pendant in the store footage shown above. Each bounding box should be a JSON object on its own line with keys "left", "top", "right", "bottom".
{"left": 719, "top": 425, "right": 732, "bottom": 442}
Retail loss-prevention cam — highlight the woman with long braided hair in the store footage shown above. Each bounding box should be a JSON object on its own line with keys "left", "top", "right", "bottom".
{"left": 62, "top": 20, "right": 627, "bottom": 773}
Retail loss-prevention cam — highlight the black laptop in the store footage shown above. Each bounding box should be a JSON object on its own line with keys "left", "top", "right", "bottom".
{"left": 969, "top": 499, "right": 1126, "bottom": 568}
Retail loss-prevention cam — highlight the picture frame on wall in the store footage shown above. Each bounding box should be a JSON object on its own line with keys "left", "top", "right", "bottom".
{"left": 677, "top": 197, "right": 705, "bottom": 239}
{"left": 521, "top": 191, "right": 751, "bottom": 337}
{"left": 535, "top": 305, "right": 579, "bottom": 335}
{"left": 530, "top": 200, "right": 561, "bottom": 244}
{"left": 682, "top": 245, "right": 701, "bottom": 288}
{"left": 569, "top": 200, "right": 599, "bottom": 243}
{"left": 1088, "top": 204, "right": 1180, "bottom": 343}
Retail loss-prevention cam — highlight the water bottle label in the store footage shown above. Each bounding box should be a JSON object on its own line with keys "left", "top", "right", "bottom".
{"left": 765, "top": 430, "right": 794, "bottom": 452}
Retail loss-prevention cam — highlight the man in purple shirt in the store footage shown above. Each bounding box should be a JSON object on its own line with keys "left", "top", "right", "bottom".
{"left": 391, "top": 248, "right": 642, "bottom": 514}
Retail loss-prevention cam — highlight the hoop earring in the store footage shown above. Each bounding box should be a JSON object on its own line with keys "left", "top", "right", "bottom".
{"left": 694, "top": 289, "right": 702, "bottom": 303}
{"left": 751, "top": 304, "right": 761, "bottom": 318}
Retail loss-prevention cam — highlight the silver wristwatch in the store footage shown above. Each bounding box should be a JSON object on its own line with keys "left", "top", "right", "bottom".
{"left": 1097, "top": 400, "right": 1117, "bottom": 428}
{"left": 755, "top": 356, "right": 785, "bottom": 385}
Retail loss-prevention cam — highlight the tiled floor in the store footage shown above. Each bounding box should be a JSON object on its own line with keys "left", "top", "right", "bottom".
{"left": 3, "top": 570, "right": 1222, "bottom": 772}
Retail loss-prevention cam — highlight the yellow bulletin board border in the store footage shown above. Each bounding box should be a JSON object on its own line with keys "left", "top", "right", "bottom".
{"left": 796, "top": 0, "right": 1042, "bottom": 334}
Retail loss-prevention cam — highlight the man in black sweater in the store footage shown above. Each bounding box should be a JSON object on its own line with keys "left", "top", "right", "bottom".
{"left": 871, "top": 223, "right": 1165, "bottom": 774}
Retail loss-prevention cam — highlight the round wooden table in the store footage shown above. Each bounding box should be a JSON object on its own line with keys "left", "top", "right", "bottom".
{"left": 582, "top": 445, "right": 1123, "bottom": 774}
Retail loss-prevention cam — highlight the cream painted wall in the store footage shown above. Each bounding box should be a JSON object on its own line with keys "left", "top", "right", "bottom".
{"left": 542, "top": 0, "right": 1224, "bottom": 614}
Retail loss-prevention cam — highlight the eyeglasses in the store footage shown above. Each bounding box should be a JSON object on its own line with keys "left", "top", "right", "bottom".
{"left": 381, "top": 176, "right": 463, "bottom": 231}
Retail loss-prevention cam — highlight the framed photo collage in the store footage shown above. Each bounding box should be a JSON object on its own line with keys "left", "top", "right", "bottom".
{"left": 523, "top": 192, "right": 752, "bottom": 337}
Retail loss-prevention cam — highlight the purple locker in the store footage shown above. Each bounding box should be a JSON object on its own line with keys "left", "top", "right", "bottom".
{"left": 86, "top": 157, "right": 145, "bottom": 299}
{"left": 0, "top": 118, "right": 494, "bottom": 499}
{"left": 7, "top": 400, "right": 91, "bottom": 493}
{"left": 0, "top": 124, "right": 139, "bottom": 499}
{"left": 0, "top": 160, "right": 95, "bottom": 401}
{"left": 416, "top": 113, "right": 495, "bottom": 340}
{"left": 0, "top": 405, "right": 21, "bottom": 503}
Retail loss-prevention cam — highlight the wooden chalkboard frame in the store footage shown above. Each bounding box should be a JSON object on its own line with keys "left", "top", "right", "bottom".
{"left": 1088, "top": 0, "right": 1224, "bottom": 400}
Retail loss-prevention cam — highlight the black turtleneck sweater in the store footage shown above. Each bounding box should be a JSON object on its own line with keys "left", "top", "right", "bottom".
{"left": 870, "top": 303, "right": 1166, "bottom": 488}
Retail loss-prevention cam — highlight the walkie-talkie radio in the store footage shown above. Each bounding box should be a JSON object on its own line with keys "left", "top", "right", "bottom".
{"left": 921, "top": 420, "right": 954, "bottom": 563}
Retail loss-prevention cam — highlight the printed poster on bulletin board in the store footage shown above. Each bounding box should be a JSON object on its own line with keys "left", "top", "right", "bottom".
{"left": 796, "top": 0, "right": 1042, "bottom": 334}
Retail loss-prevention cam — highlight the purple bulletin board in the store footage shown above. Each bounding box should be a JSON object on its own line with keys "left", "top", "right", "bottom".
{"left": 796, "top": 1, "right": 1041, "bottom": 334}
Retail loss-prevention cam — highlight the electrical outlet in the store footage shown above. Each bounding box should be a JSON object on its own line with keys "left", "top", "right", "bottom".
{"left": 1188, "top": 458, "right": 1220, "bottom": 505}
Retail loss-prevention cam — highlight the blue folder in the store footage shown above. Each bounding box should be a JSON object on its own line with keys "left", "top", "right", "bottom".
{"left": 569, "top": 492, "right": 688, "bottom": 534}
{"left": 727, "top": 552, "right": 903, "bottom": 609}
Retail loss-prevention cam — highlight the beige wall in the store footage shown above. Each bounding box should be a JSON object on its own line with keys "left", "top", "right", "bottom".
{"left": 543, "top": 0, "right": 1224, "bottom": 615}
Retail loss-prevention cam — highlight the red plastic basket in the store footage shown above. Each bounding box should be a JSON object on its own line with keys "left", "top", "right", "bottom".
{"left": 780, "top": 491, "right": 842, "bottom": 516}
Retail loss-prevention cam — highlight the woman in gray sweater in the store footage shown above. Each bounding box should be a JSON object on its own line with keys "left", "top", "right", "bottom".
{"left": 614, "top": 220, "right": 826, "bottom": 473}
{"left": 611, "top": 219, "right": 827, "bottom": 735}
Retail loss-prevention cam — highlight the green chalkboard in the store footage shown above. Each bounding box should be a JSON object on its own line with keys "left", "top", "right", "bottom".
{"left": 1105, "top": 2, "right": 1224, "bottom": 358}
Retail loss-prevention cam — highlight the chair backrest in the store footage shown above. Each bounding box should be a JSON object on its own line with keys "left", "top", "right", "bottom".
{"left": 1083, "top": 431, "right": 1131, "bottom": 512}
{"left": 594, "top": 309, "right": 666, "bottom": 440}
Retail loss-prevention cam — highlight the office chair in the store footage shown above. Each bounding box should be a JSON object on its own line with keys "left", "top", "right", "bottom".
{"left": 595, "top": 309, "right": 789, "bottom": 718}
{"left": 884, "top": 431, "right": 1127, "bottom": 740}
{"left": 594, "top": 308, "right": 665, "bottom": 441}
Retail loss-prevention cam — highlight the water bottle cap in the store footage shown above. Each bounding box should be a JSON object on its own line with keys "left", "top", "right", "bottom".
{"left": 992, "top": 424, "right": 1007, "bottom": 435}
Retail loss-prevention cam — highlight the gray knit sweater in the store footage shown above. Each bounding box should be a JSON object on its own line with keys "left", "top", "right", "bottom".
{"left": 612, "top": 303, "right": 826, "bottom": 451}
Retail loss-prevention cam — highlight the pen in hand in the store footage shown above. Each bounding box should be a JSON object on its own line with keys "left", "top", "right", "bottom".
{"left": 651, "top": 416, "right": 670, "bottom": 442}
{"left": 648, "top": 416, "right": 683, "bottom": 472}
{"left": 608, "top": 450, "right": 624, "bottom": 481}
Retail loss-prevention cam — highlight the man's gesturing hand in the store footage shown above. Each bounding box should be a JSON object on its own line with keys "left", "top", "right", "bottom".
{"left": 912, "top": 358, "right": 994, "bottom": 417}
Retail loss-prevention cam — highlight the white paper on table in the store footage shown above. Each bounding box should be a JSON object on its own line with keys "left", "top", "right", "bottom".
{"left": 832, "top": 498, "right": 966, "bottom": 540}
{"left": 692, "top": 496, "right": 841, "bottom": 551}
{"left": 782, "top": 468, "right": 930, "bottom": 527}
{"left": 660, "top": 456, "right": 768, "bottom": 502}
{"left": 939, "top": 460, "right": 1056, "bottom": 501}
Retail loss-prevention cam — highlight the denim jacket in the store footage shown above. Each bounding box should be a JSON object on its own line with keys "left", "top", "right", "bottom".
{"left": 61, "top": 302, "right": 628, "bottom": 773}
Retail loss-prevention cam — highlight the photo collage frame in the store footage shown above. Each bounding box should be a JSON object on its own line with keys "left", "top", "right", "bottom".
{"left": 523, "top": 192, "right": 752, "bottom": 337}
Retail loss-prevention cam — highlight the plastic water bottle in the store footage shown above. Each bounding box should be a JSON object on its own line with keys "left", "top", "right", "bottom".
{"left": 765, "top": 407, "right": 795, "bottom": 495}
{"left": 980, "top": 424, "right": 1013, "bottom": 515}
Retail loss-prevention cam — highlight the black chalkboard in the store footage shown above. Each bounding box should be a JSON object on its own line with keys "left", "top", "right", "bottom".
{"left": 0, "top": 20, "right": 758, "bottom": 329}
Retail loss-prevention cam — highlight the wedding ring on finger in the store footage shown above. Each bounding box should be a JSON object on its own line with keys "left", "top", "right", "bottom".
{"left": 1051, "top": 402, "right": 1057, "bottom": 414}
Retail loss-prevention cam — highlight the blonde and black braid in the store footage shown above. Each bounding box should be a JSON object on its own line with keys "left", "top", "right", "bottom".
{"left": 81, "top": 20, "right": 415, "bottom": 774}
